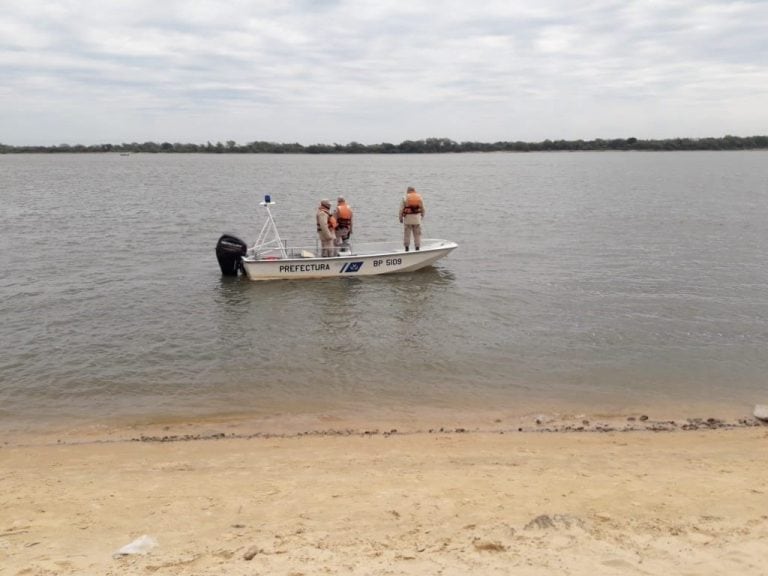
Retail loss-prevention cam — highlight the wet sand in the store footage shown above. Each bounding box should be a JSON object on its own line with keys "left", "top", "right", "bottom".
{"left": 2, "top": 415, "right": 768, "bottom": 576}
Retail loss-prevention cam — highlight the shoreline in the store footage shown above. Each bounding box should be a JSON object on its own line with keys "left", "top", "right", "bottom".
{"left": 3, "top": 387, "right": 765, "bottom": 444}
{"left": 4, "top": 407, "right": 764, "bottom": 447}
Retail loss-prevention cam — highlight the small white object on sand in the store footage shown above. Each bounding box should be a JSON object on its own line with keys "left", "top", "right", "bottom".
{"left": 753, "top": 405, "right": 768, "bottom": 421}
{"left": 114, "top": 535, "right": 158, "bottom": 557}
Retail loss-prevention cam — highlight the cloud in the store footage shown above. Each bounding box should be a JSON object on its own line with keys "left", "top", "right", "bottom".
{"left": 1, "top": 0, "right": 767, "bottom": 144}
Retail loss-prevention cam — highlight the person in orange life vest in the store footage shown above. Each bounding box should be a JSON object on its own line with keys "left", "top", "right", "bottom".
{"left": 317, "top": 199, "right": 336, "bottom": 257}
{"left": 334, "top": 196, "right": 353, "bottom": 247}
{"left": 399, "top": 186, "right": 425, "bottom": 251}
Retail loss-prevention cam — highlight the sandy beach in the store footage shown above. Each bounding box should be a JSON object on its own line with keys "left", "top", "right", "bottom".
{"left": 2, "top": 418, "right": 768, "bottom": 576}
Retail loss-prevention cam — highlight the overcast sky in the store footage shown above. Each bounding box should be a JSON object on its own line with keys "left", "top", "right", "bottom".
{"left": 1, "top": 0, "right": 767, "bottom": 146}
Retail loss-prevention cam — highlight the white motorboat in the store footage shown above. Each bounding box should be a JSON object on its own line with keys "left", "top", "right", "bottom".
{"left": 216, "top": 195, "right": 458, "bottom": 281}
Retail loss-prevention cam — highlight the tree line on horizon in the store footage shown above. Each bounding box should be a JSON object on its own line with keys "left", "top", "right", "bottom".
{"left": 1, "top": 135, "right": 767, "bottom": 154}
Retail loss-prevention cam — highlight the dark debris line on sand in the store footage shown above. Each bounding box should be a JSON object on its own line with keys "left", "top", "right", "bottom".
{"left": 128, "top": 415, "right": 766, "bottom": 444}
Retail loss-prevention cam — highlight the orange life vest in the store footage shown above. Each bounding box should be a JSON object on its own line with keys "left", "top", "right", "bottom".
{"left": 336, "top": 202, "right": 353, "bottom": 227}
{"left": 403, "top": 191, "right": 423, "bottom": 215}
{"left": 318, "top": 206, "right": 337, "bottom": 231}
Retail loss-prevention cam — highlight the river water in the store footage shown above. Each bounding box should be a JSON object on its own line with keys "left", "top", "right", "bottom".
{"left": 1, "top": 151, "right": 767, "bottom": 434}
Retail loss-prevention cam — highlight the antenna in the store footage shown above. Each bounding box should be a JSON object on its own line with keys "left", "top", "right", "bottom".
{"left": 253, "top": 194, "right": 287, "bottom": 257}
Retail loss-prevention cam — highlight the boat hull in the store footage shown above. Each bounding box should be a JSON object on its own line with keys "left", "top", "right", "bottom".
{"left": 241, "top": 239, "right": 457, "bottom": 281}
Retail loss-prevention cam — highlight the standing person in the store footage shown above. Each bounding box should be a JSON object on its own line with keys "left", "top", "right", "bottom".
{"left": 399, "top": 186, "right": 425, "bottom": 251}
{"left": 317, "top": 199, "right": 336, "bottom": 257}
{"left": 334, "top": 196, "right": 353, "bottom": 248}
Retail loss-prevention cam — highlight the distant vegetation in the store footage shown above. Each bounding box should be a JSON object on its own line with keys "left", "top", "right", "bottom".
{"left": 2, "top": 135, "right": 767, "bottom": 154}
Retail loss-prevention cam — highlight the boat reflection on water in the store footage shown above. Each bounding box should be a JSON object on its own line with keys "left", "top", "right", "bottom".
{"left": 212, "top": 262, "right": 457, "bottom": 358}
{"left": 214, "top": 261, "right": 456, "bottom": 315}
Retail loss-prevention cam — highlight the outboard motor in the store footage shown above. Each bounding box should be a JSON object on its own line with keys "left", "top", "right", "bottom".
{"left": 216, "top": 234, "right": 248, "bottom": 276}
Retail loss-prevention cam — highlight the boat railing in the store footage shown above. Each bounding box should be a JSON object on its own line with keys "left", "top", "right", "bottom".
{"left": 250, "top": 242, "right": 319, "bottom": 260}
{"left": 247, "top": 238, "right": 451, "bottom": 261}
{"left": 249, "top": 238, "right": 351, "bottom": 260}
